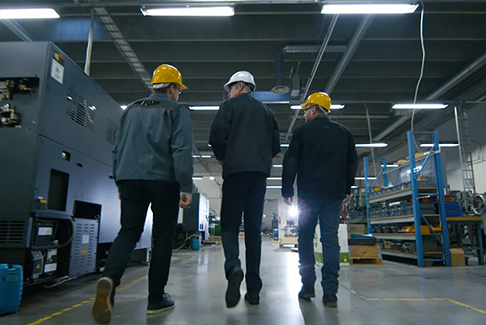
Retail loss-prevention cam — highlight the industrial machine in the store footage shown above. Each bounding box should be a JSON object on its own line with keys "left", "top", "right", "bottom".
{"left": 0, "top": 42, "right": 151, "bottom": 285}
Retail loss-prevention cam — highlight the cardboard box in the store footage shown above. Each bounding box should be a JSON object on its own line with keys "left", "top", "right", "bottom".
{"left": 450, "top": 248, "right": 465, "bottom": 267}
{"left": 347, "top": 224, "right": 366, "bottom": 238}
{"left": 349, "top": 245, "right": 379, "bottom": 258}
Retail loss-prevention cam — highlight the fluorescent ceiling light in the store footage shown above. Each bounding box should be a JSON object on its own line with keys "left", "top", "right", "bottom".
{"left": 351, "top": 186, "right": 359, "bottom": 189}
{"left": 141, "top": 7, "right": 234, "bottom": 17}
{"left": 121, "top": 105, "right": 127, "bottom": 110}
{"left": 273, "top": 164, "right": 283, "bottom": 168}
{"left": 209, "top": 176, "right": 215, "bottom": 180}
{"left": 381, "top": 164, "right": 399, "bottom": 168}
{"left": 268, "top": 177, "right": 282, "bottom": 180}
{"left": 208, "top": 144, "right": 212, "bottom": 147}
{"left": 321, "top": 4, "right": 418, "bottom": 14}
{"left": 392, "top": 103, "right": 448, "bottom": 109}
{"left": 189, "top": 106, "right": 219, "bottom": 111}
{"left": 192, "top": 176, "right": 203, "bottom": 180}
{"left": 420, "top": 143, "right": 459, "bottom": 148}
{"left": 263, "top": 101, "right": 290, "bottom": 104}
{"left": 0, "top": 8, "right": 60, "bottom": 19}
{"left": 281, "top": 144, "right": 289, "bottom": 148}
{"left": 290, "top": 104, "right": 344, "bottom": 110}
{"left": 193, "top": 155, "right": 212, "bottom": 158}
{"left": 266, "top": 186, "right": 282, "bottom": 189}
{"left": 355, "top": 143, "right": 388, "bottom": 148}
{"left": 355, "top": 177, "right": 377, "bottom": 180}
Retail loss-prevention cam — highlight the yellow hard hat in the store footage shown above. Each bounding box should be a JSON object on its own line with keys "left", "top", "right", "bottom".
{"left": 301, "top": 92, "right": 331, "bottom": 111}
{"left": 152, "top": 64, "right": 188, "bottom": 90}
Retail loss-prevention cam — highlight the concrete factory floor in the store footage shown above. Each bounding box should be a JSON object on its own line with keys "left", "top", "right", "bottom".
{"left": 3, "top": 238, "right": 486, "bottom": 325}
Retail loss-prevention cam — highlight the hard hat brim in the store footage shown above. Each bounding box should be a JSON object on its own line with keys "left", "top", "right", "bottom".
{"left": 180, "top": 84, "right": 188, "bottom": 90}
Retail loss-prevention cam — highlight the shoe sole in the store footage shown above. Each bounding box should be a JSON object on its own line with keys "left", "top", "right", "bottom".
{"left": 147, "top": 305, "right": 175, "bottom": 315}
{"left": 92, "top": 278, "right": 113, "bottom": 325}
{"left": 226, "top": 270, "right": 244, "bottom": 308}
{"left": 299, "top": 293, "right": 316, "bottom": 300}
{"left": 323, "top": 301, "right": 338, "bottom": 308}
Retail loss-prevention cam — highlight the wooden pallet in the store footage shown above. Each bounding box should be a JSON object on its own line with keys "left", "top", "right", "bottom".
{"left": 350, "top": 256, "right": 383, "bottom": 265}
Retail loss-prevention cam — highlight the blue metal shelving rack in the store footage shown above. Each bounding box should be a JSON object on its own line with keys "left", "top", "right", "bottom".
{"left": 364, "top": 131, "right": 451, "bottom": 267}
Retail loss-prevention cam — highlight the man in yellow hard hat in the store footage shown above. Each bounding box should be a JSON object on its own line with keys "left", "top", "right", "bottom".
{"left": 93, "top": 64, "right": 193, "bottom": 324}
{"left": 209, "top": 71, "right": 281, "bottom": 308}
{"left": 281, "top": 92, "right": 358, "bottom": 308}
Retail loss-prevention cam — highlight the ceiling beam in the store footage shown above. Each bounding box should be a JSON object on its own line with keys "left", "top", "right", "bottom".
{"left": 1, "top": 20, "right": 34, "bottom": 42}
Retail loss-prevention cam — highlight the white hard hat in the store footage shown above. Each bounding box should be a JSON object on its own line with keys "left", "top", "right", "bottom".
{"left": 224, "top": 71, "right": 256, "bottom": 92}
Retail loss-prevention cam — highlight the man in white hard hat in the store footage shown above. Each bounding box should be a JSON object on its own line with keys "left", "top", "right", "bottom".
{"left": 281, "top": 92, "right": 358, "bottom": 308}
{"left": 210, "top": 71, "right": 281, "bottom": 308}
{"left": 92, "top": 64, "right": 193, "bottom": 324}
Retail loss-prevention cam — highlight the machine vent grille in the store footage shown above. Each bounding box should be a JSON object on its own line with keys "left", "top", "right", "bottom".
{"left": 69, "top": 219, "right": 98, "bottom": 276}
{"left": 0, "top": 220, "right": 26, "bottom": 245}
{"left": 106, "top": 118, "right": 118, "bottom": 145}
{"left": 66, "top": 89, "right": 95, "bottom": 132}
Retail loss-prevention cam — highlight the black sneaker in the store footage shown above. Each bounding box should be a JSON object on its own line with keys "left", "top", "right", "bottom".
{"left": 147, "top": 293, "right": 175, "bottom": 315}
{"left": 244, "top": 293, "right": 260, "bottom": 305}
{"left": 322, "top": 294, "right": 338, "bottom": 308}
{"left": 225, "top": 266, "right": 244, "bottom": 308}
{"left": 298, "top": 286, "right": 316, "bottom": 300}
{"left": 92, "top": 277, "right": 114, "bottom": 324}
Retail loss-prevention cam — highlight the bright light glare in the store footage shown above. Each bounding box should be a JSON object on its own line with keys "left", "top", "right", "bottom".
{"left": 268, "top": 177, "right": 282, "bottom": 180}
{"left": 121, "top": 105, "right": 127, "bottom": 110}
{"left": 392, "top": 103, "right": 448, "bottom": 109}
{"left": 273, "top": 164, "right": 283, "bottom": 168}
{"left": 193, "top": 155, "right": 212, "bottom": 158}
{"left": 266, "top": 186, "right": 282, "bottom": 189}
{"left": 321, "top": 4, "right": 419, "bottom": 14}
{"left": 281, "top": 144, "right": 289, "bottom": 147}
{"left": 0, "top": 8, "right": 60, "bottom": 19}
{"left": 189, "top": 106, "right": 219, "bottom": 110}
{"left": 289, "top": 206, "right": 299, "bottom": 218}
{"left": 355, "top": 177, "right": 377, "bottom": 180}
{"left": 141, "top": 7, "right": 234, "bottom": 17}
{"left": 420, "top": 143, "right": 459, "bottom": 147}
{"left": 355, "top": 143, "right": 388, "bottom": 148}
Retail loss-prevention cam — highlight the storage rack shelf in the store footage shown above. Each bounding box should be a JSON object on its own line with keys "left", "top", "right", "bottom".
{"left": 368, "top": 187, "right": 438, "bottom": 204}
{"left": 370, "top": 214, "right": 440, "bottom": 225}
{"left": 364, "top": 131, "right": 451, "bottom": 267}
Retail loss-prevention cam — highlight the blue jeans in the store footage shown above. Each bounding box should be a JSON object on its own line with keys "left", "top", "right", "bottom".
{"left": 297, "top": 196, "right": 342, "bottom": 295}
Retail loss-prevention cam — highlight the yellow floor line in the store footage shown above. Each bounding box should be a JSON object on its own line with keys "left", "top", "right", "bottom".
{"left": 27, "top": 255, "right": 194, "bottom": 325}
{"left": 350, "top": 289, "right": 486, "bottom": 315}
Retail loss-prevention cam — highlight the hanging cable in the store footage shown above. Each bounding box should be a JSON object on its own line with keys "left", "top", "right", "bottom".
{"left": 411, "top": 1, "right": 426, "bottom": 150}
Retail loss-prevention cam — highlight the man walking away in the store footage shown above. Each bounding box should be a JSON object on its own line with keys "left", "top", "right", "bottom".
{"left": 209, "top": 71, "right": 281, "bottom": 308}
{"left": 92, "top": 64, "right": 193, "bottom": 324}
{"left": 281, "top": 92, "right": 358, "bottom": 308}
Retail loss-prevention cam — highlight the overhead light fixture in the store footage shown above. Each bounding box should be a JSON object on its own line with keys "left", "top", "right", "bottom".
{"left": 351, "top": 186, "right": 359, "bottom": 189}
{"left": 290, "top": 104, "right": 344, "bottom": 110}
{"left": 273, "top": 164, "right": 283, "bottom": 168}
{"left": 281, "top": 144, "right": 289, "bottom": 148}
{"left": 192, "top": 176, "right": 203, "bottom": 180}
{"left": 141, "top": 6, "right": 234, "bottom": 17}
{"left": 266, "top": 185, "right": 282, "bottom": 189}
{"left": 420, "top": 143, "right": 459, "bottom": 148}
{"left": 193, "top": 155, "right": 212, "bottom": 158}
{"left": 121, "top": 105, "right": 127, "bottom": 110}
{"left": 268, "top": 177, "right": 282, "bottom": 180}
{"left": 263, "top": 101, "right": 290, "bottom": 104}
{"left": 321, "top": 3, "right": 419, "bottom": 14}
{"left": 0, "top": 8, "right": 60, "bottom": 19}
{"left": 392, "top": 103, "right": 448, "bottom": 109}
{"left": 209, "top": 176, "right": 215, "bottom": 180}
{"left": 208, "top": 144, "right": 212, "bottom": 147}
{"left": 381, "top": 164, "right": 399, "bottom": 168}
{"left": 355, "top": 143, "right": 388, "bottom": 148}
{"left": 355, "top": 177, "right": 377, "bottom": 180}
{"left": 189, "top": 106, "right": 219, "bottom": 111}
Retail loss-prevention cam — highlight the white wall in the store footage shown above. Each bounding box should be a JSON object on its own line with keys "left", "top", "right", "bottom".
{"left": 193, "top": 177, "right": 223, "bottom": 218}
{"left": 434, "top": 105, "right": 486, "bottom": 193}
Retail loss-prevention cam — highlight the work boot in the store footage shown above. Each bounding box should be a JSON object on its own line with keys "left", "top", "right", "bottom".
{"left": 147, "top": 293, "right": 175, "bottom": 315}
{"left": 244, "top": 292, "right": 260, "bottom": 305}
{"left": 298, "top": 286, "right": 316, "bottom": 300}
{"left": 92, "top": 277, "right": 114, "bottom": 324}
{"left": 225, "top": 266, "right": 244, "bottom": 308}
{"left": 322, "top": 294, "right": 338, "bottom": 308}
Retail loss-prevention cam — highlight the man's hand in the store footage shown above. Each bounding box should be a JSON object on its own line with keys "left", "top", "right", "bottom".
{"left": 343, "top": 194, "right": 351, "bottom": 204}
{"left": 283, "top": 197, "right": 293, "bottom": 206}
{"left": 179, "top": 193, "right": 192, "bottom": 209}
{"left": 118, "top": 193, "right": 121, "bottom": 200}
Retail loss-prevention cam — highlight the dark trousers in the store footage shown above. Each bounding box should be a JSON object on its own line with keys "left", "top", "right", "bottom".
{"left": 103, "top": 180, "right": 180, "bottom": 304}
{"left": 297, "top": 196, "right": 342, "bottom": 295}
{"left": 221, "top": 172, "right": 267, "bottom": 294}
